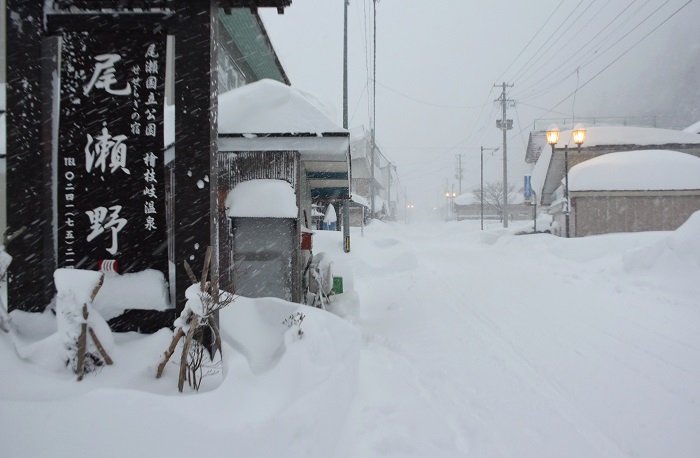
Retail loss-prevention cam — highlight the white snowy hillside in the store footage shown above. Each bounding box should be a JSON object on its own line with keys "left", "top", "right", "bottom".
{"left": 2, "top": 216, "right": 700, "bottom": 457}
{"left": 569, "top": 149, "right": 700, "bottom": 191}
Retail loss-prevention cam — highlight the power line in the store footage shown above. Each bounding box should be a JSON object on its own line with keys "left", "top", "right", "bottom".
{"left": 508, "top": 0, "right": 587, "bottom": 83}
{"left": 513, "top": 0, "right": 642, "bottom": 95}
{"left": 494, "top": 0, "right": 566, "bottom": 84}
{"left": 374, "top": 79, "right": 490, "bottom": 109}
{"left": 546, "top": 0, "right": 693, "bottom": 113}
{"left": 503, "top": 0, "right": 695, "bottom": 147}
{"left": 514, "top": 0, "right": 607, "bottom": 88}
{"left": 513, "top": 0, "right": 659, "bottom": 100}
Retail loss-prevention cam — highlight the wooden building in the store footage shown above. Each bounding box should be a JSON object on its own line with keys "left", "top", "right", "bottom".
{"left": 555, "top": 150, "right": 700, "bottom": 237}
{"left": 213, "top": 79, "right": 349, "bottom": 302}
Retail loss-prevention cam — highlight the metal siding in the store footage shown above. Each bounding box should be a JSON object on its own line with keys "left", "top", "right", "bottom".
{"left": 218, "top": 10, "right": 287, "bottom": 84}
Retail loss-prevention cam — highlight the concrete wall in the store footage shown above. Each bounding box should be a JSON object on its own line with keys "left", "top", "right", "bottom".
{"left": 571, "top": 192, "right": 700, "bottom": 237}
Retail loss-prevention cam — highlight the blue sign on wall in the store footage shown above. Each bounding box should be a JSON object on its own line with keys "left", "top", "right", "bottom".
{"left": 524, "top": 175, "right": 532, "bottom": 200}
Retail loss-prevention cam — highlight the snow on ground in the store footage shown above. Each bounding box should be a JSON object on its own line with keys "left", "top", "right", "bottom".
{"left": 2, "top": 216, "right": 700, "bottom": 457}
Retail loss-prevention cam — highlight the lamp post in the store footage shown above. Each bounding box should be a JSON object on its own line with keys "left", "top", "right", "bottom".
{"left": 545, "top": 126, "right": 562, "bottom": 235}
{"left": 445, "top": 191, "right": 450, "bottom": 221}
{"left": 480, "top": 147, "right": 498, "bottom": 230}
{"left": 451, "top": 191, "right": 456, "bottom": 221}
{"left": 570, "top": 125, "right": 587, "bottom": 238}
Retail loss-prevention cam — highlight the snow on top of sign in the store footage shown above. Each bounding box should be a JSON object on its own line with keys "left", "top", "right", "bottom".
{"left": 569, "top": 150, "right": 700, "bottom": 191}
{"left": 92, "top": 269, "right": 171, "bottom": 321}
{"left": 554, "top": 125, "right": 700, "bottom": 148}
{"left": 218, "top": 79, "right": 346, "bottom": 135}
{"left": 226, "top": 179, "right": 298, "bottom": 218}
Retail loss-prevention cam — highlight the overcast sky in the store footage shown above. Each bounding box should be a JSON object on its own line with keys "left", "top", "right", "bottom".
{"left": 260, "top": 0, "right": 700, "bottom": 215}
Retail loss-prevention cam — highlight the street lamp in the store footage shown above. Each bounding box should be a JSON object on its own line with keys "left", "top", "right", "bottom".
{"left": 570, "top": 125, "right": 586, "bottom": 238}
{"left": 405, "top": 203, "right": 414, "bottom": 224}
{"left": 445, "top": 192, "right": 450, "bottom": 221}
{"left": 545, "top": 125, "right": 565, "bottom": 236}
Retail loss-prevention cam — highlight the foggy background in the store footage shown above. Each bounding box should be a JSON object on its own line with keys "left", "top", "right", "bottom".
{"left": 260, "top": 0, "right": 700, "bottom": 217}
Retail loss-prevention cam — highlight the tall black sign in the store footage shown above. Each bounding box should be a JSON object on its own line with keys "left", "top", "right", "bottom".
{"left": 58, "top": 32, "right": 167, "bottom": 275}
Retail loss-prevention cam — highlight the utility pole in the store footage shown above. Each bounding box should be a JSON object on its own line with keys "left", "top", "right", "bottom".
{"left": 370, "top": 0, "right": 377, "bottom": 218}
{"left": 342, "top": 0, "right": 351, "bottom": 252}
{"left": 481, "top": 146, "right": 498, "bottom": 231}
{"left": 455, "top": 154, "right": 464, "bottom": 196}
{"left": 495, "top": 82, "right": 514, "bottom": 228}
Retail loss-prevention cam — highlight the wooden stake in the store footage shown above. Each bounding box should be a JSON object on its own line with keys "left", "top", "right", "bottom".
{"left": 183, "top": 259, "right": 198, "bottom": 284}
{"left": 156, "top": 327, "right": 185, "bottom": 378}
{"left": 76, "top": 304, "right": 89, "bottom": 381}
{"left": 201, "top": 246, "right": 212, "bottom": 293}
{"left": 89, "top": 328, "right": 113, "bottom": 365}
{"left": 208, "top": 315, "right": 222, "bottom": 359}
{"left": 178, "top": 316, "right": 198, "bottom": 392}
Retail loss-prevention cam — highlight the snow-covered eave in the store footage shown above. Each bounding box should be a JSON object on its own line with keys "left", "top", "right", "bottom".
{"left": 218, "top": 134, "right": 349, "bottom": 162}
{"left": 558, "top": 142, "right": 700, "bottom": 151}
{"left": 570, "top": 189, "right": 700, "bottom": 195}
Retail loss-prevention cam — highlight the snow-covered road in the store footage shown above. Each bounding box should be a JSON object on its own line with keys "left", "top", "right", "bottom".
{"left": 2, "top": 218, "right": 700, "bottom": 458}
{"left": 329, "top": 220, "right": 700, "bottom": 457}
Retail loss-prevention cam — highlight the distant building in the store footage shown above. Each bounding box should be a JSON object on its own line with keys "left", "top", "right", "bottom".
{"left": 564, "top": 150, "right": 700, "bottom": 237}
{"left": 532, "top": 126, "right": 700, "bottom": 237}
{"left": 349, "top": 127, "right": 397, "bottom": 222}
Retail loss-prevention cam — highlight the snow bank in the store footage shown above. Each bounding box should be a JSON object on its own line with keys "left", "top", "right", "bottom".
{"left": 226, "top": 179, "right": 298, "bottom": 218}
{"left": 683, "top": 120, "right": 700, "bottom": 134}
{"left": 623, "top": 210, "right": 700, "bottom": 276}
{"left": 1, "top": 292, "right": 360, "bottom": 458}
{"left": 569, "top": 150, "right": 700, "bottom": 191}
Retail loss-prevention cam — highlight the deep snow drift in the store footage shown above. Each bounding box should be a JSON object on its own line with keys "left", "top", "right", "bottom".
{"left": 1, "top": 216, "right": 700, "bottom": 457}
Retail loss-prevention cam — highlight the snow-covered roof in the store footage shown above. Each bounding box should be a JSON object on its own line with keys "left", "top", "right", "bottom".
{"left": 454, "top": 193, "right": 479, "bottom": 206}
{"left": 683, "top": 120, "right": 700, "bottom": 134}
{"left": 531, "top": 143, "right": 552, "bottom": 200}
{"left": 569, "top": 150, "right": 700, "bottom": 191}
{"left": 351, "top": 194, "right": 369, "bottom": 207}
{"left": 164, "top": 80, "right": 349, "bottom": 161}
{"left": 218, "top": 79, "right": 346, "bottom": 136}
{"left": 552, "top": 125, "right": 700, "bottom": 148}
{"left": 225, "top": 179, "right": 298, "bottom": 218}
